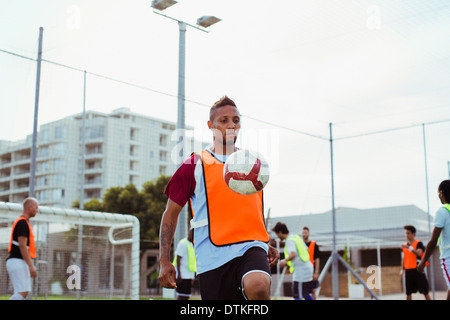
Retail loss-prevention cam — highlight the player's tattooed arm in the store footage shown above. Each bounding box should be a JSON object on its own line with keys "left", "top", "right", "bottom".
{"left": 159, "top": 219, "right": 176, "bottom": 260}
{"left": 158, "top": 199, "right": 182, "bottom": 288}
{"left": 159, "top": 199, "right": 182, "bottom": 261}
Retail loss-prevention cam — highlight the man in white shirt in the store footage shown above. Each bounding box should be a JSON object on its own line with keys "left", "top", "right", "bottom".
{"left": 272, "top": 222, "right": 313, "bottom": 300}
{"left": 418, "top": 179, "right": 450, "bottom": 300}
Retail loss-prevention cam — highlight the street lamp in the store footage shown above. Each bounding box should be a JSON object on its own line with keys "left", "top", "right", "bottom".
{"left": 151, "top": 0, "right": 177, "bottom": 11}
{"left": 151, "top": 1, "right": 220, "bottom": 246}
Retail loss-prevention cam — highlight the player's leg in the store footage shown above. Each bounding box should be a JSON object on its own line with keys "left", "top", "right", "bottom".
{"left": 239, "top": 247, "right": 272, "bottom": 300}
{"left": 242, "top": 271, "right": 271, "bottom": 300}
{"left": 291, "top": 281, "right": 301, "bottom": 300}
{"left": 175, "top": 279, "right": 192, "bottom": 300}
{"left": 404, "top": 270, "right": 415, "bottom": 300}
{"left": 10, "top": 292, "right": 28, "bottom": 300}
{"left": 417, "top": 270, "right": 431, "bottom": 300}
{"left": 303, "top": 281, "right": 314, "bottom": 300}
{"left": 6, "top": 258, "right": 31, "bottom": 300}
{"left": 440, "top": 259, "right": 450, "bottom": 300}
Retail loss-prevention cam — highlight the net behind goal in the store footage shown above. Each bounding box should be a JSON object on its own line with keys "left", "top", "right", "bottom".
{"left": 0, "top": 201, "right": 140, "bottom": 300}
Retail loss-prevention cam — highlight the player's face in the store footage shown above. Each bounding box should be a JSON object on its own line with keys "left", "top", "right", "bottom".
{"left": 275, "top": 231, "right": 285, "bottom": 241}
{"left": 208, "top": 105, "right": 240, "bottom": 146}
{"left": 405, "top": 229, "right": 414, "bottom": 242}
{"left": 438, "top": 189, "right": 444, "bottom": 204}
{"left": 27, "top": 201, "right": 39, "bottom": 218}
{"left": 302, "top": 229, "right": 309, "bottom": 241}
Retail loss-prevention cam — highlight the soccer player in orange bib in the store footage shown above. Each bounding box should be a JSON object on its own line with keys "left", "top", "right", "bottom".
{"left": 158, "top": 96, "right": 279, "bottom": 300}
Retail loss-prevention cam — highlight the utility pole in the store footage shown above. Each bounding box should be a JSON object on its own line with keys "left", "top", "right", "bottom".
{"left": 29, "top": 27, "right": 44, "bottom": 197}
{"left": 80, "top": 70, "right": 87, "bottom": 209}
{"left": 329, "top": 123, "right": 339, "bottom": 300}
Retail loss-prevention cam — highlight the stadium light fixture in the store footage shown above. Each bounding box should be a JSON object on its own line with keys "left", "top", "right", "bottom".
{"left": 197, "top": 16, "right": 221, "bottom": 28}
{"left": 151, "top": 0, "right": 177, "bottom": 11}
{"left": 151, "top": 0, "right": 220, "bottom": 254}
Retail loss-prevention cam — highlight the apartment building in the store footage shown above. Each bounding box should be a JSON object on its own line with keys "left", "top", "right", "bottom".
{"left": 0, "top": 108, "right": 203, "bottom": 208}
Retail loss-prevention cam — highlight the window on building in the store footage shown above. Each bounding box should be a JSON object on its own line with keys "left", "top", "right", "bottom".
{"left": 159, "top": 150, "right": 167, "bottom": 162}
{"left": 159, "top": 134, "right": 167, "bottom": 147}
{"left": 37, "top": 176, "right": 49, "bottom": 187}
{"left": 37, "top": 146, "right": 49, "bottom": 158}
{"left": 52, "top": 188, "right": 64, "bottom": 201}
{"left": 81, "top": 126, "right": 104, "bottom": 140}
{"left": 36, "top": 190, "right": 48, "bottom": 201}
{"left": 37, "top": 161, "right": 50, "bottom": 173}
{"left": 53, "top": 174, "right": 65, "bottom": 186}
{"left": 54, "top": 159, "right": 65, "bottom": 171}
{"left": 53, "top": 143, "right": 66, "bottom": 157}
{"left": 86, "top": 145, "right": 102, "bottom": 155}
{"left": 130, "top": 128, "right": 137, "bottom": 141}
{"left": 39, "top": 130, "right": 49, "bottom": 144}
{"left": 55, "top": 126, "right": 65, "bottom": 139}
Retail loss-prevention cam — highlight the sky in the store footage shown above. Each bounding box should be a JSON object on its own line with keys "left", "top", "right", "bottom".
{"left": 1, "top": 0, "right": 450, "bottom": 221}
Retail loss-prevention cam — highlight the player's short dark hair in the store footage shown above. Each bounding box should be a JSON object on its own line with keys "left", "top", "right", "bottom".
{"left": 439, "top": 180, "right": 450, "bottom": 203}
{"left": 302, "top": 226, "right": 310, "bottom": 232}
{"left": 272, "top": 222, "right": 289, "bottom": 234}
{"left": 404, "top": 225, "right": 416, "bottom": 234}
{"left": 209, "top": 96, "right": 238, "bottom": 121}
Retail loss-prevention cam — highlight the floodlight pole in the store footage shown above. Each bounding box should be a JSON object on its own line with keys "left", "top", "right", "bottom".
{"left": 448, "top": 161, "right": 450, "bottom": 179}
{"left": 175, "top": 20, "right": 188, "bottom": 249}
{"left": 152, "top": 9, "right": 211, "bottom": 249}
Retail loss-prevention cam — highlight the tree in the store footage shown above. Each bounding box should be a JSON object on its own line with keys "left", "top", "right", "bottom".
{"left": 138, "top": 175, "right": 171, "bottom": 241}
{"left": 102, "top": 184, "right": 143, "bottom": 214}
{"left": 75, "top": 175, "right": 171, "bottom": 242}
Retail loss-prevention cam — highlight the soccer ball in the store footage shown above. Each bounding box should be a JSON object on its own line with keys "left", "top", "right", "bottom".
{"left": 223, "top": 149, "right": 270, "bottom": 195}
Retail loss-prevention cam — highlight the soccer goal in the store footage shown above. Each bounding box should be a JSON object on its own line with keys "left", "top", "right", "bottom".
{"left": 0, "top": 201, "right": 140, "bottom": 300}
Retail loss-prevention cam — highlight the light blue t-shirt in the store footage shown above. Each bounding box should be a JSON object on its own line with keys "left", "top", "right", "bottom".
{"left": 190, "top": 150, "right": 268, "bottom": 275}
{"left": 435, "top": 206, "right": 450, "bottom": 260}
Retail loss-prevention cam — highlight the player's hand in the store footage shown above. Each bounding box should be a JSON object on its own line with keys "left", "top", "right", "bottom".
{"left": 313, "top": 272, "right": 319, "bottom": 281}
{"left": 158, "top": 260, "right": 177, "bottom": 289}
{"left": 417, "top": 262, "right": 425, "bottom": 274}
{"left": 267, "top": 245, "right": 279, "bottom": 267}
{"left": 29, "top": 265, "right": 37, "bottom": 279}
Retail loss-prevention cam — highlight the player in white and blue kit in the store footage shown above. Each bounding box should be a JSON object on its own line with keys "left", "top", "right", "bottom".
{"left": 418, "top": 179, "right": 450, "bottom": 300}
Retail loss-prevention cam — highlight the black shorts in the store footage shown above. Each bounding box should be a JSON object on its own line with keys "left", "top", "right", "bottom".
{"left": 309, "top": 280, "right": 319, "bottom": 290}
{"left": 405, "top": 269, "right": 429, "bottom": 295}
{"left": 176, "top": 279, "right": 193, "bottom": 296}
{"left": 197, "top": 247, "right": 271, "bottom": 300}
{"left": 292, "top": 281, "right": 314, "bottom": 300}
